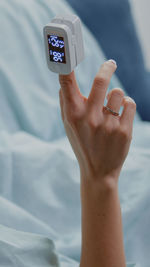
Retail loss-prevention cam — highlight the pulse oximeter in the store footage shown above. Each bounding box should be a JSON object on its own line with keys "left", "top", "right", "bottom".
{"left": 43, "top": 14, "right": 85, "bottom": 74}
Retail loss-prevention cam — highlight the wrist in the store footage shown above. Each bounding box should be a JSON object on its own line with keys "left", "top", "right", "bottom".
{"left": 80, "top": 173, "right": 126, "bottom": 267}
{"left": 80, "top": 172, "right": 119, "bottom": 195}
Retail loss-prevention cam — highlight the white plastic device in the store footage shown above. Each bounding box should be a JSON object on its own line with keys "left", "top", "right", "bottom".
{"left": 43, "top": 14, "right": 85, "bottom": 74}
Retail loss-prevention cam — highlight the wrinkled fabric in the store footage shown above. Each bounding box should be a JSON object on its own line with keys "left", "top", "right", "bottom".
{"left": 0, "top": 0, "right": 142, "bottom": 266}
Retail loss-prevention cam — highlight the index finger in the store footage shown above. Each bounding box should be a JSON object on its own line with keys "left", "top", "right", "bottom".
{"left": 88, "top": 60, "right": 117, "bottom": 110}
{"left": 59, "top": 71, "right": 80, "bottom": 103}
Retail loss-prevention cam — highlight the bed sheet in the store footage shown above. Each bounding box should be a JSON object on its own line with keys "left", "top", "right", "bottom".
{"left": 0, "top": 0, "right": 146, "bottom": 266}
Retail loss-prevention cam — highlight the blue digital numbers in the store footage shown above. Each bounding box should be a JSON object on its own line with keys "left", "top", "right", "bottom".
{"left": 50, "top": 50, "right": 65, "bottom": 62}
{"left": 48, "top": 35, "right": 66, "bottom": 64}
{"left": 48, "top": 35, "right": 64, "bottom": 49}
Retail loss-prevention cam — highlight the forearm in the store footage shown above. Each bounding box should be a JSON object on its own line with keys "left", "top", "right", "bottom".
{"left": 80, "top": 176, "right": 126, "bottom": 267}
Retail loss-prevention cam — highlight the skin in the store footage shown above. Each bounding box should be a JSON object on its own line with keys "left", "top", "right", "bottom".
{"left": 59, "top": 60, "right": 136, "bottom": 267}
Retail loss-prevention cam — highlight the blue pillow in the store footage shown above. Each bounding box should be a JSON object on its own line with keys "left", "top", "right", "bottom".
{"left": 68, "top": 0, "right": 149, "bottom": 121}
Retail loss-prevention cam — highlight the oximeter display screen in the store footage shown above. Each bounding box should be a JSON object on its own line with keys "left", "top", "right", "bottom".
{"left": 47, "top": 35, "right": 66, "bottom": 64}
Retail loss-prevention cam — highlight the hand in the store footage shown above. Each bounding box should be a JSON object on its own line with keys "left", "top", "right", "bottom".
{"left": 59, "top": 60, "right": 136, "bottom": 185}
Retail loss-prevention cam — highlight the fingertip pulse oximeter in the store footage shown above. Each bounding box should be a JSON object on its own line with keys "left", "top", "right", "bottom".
{"left": 43, "top": 14, "right": 85, "bottom": 74}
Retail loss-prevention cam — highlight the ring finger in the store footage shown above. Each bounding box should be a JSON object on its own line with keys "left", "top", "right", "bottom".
{"left": 104, "top": 88, "right": 125, "bottom": 116}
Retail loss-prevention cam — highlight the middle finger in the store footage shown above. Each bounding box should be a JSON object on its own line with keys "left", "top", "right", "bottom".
{"left": 88, "top": 60, "right": 117, "bottom": 111}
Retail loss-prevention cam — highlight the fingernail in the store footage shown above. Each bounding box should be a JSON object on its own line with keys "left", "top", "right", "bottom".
{"left": 108, "top": 59, "right": 117, "bottom": 66}
{"left": 124, "top": 96, "right": 136, "bottom": 103}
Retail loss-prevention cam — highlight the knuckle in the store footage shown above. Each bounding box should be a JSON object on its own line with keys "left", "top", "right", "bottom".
{"left": 129, "top": 102, "right": 137, "bottom": 110}
{"left": 87, "top": 116, "right": 100, "bottom": 130}
{"left": 111, "top": 88, "right": 124, "bottom": 98}
{"left": 119, "top": 127, "right": 130, "bottom": 140}
{"left": 94, "top": 75, "right": 108, "bottom": 88}
{"left": 66, "top": 110, "right": 84, "bottom": 126}
{"left": 59, "top": 76, "right": 73, "bottom": 88}
{"left": 103, "top": 122, "right": 114, "bottom": 134}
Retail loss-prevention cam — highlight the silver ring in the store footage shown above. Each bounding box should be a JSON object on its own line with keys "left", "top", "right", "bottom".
{"left": 103, "top": 106, "right": 119, "bottom": 116}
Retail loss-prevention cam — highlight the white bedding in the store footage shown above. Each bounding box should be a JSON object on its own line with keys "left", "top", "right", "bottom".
{"left": 0, "top": 0, "right": 147, "bottom": 266}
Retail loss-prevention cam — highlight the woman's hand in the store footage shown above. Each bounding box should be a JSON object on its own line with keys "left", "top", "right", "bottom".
{"left": 59, "top": 61, "right": 136, "bottom": 267}
{"left": 59, "top": 60, "right": 136, "bottom": 186}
